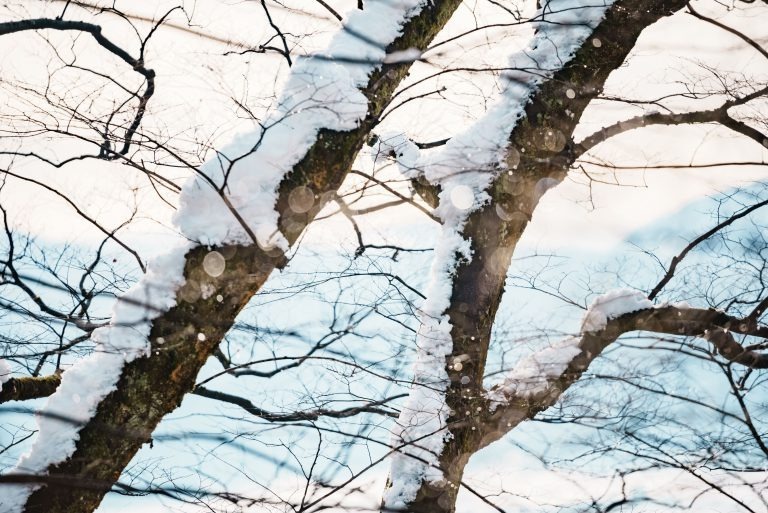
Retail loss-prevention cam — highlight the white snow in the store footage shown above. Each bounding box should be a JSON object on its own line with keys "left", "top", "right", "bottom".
{"left": 174, "top": 0, "right": 427, "bottom": 251}
{"left": 581, "top": 288, "right": 653, "bottom": 333}
{"left": 1, "top": 241, "right": 191, "bottom": 511}
{"left": 489, "top": 289, "right": 654, "bottom": 407}
{"left": 488, "top": 336, "right": 583, "bottom": 404}
{"left": 0, "top": 359, "right": 11, "bottom": 392}
{"left": 382, "top": 0, "right": 614, "bottom": 507}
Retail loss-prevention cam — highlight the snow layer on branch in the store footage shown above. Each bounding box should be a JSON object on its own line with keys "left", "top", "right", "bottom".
{"left": 174, "top": 0, "right": 426, "bottom": 251}
{"left": 383, "top": 1, "right": 612, "bottom": 507}
{"left": 489, "top": 336, "right": 582, "bottom": 405}
{"left": 581, "top": 289, "right": 653, "bottom": 333}
{"left": 488, "top": 289, "right": 653, "bottom": 408}
{"left": 2, "top": 242, "right": 190, "bottom": 512}
{"left": 0, "top": 359, "right": 11, "bottom": 391}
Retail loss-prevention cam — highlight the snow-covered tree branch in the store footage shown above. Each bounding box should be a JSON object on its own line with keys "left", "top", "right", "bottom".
{"left": 1, "top": 1, "right": 463, "bottom": 511}
{"left": 0, "top": 0, "right": 766, "bottom": 512}
{"left": 377, "top": 0, "right": 767, "bottom": 511}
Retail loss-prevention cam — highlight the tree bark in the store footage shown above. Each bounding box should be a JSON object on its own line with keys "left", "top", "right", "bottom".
{"left": 17, "top": 2, "right": 463, "bottom": 512}
{"left": 394, "top": 0, "right": 691, "bottom": 511}
{"left": 0, "top": 375, "right": 62, "bottom": 404}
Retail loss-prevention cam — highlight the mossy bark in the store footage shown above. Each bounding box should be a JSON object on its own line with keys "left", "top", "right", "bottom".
{"left": 396, "top": 1, "right": 690, "bottom": 511}
{"left": 20, "top": 2, "right": 463, "bottom": 512}
{"left": 0, "top": 374, "right": 62, "bottom": 404}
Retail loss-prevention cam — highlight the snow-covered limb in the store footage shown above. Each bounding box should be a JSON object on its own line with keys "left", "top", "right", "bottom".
{"left": 3, "top": 2, "right": 467, "bottom": 512}
{"left": 175, "top": 0, "right": 427, "bottom": 251}
{"left": 382, "top": 1, "right": 613, "bottom": 508}
{"left": 581, "top": 289, "right": 653, "bottom": 333}
{"left": 489, "top": 293, "right": 768, "bottom": 412}
{"left": 487, "top": 336, "right": 583, "bottom": 404}
{"left": 380, "top": 0, "right": 714, "bottom": 509}
{"left": 489, "top": 289, "right": 654, "bottom": 406}
{"left": 446, "top": 297, "right": 768, "bottom": 486}
{"left": 3, "top": 242, "right": 190, "bottom": 511}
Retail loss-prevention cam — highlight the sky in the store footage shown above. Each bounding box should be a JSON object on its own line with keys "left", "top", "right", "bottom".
{"left": 0, "top": 0, "right": 765, "bottom": 253}
{"left": 0, "top": 0, "right": 767, "bottom": 512}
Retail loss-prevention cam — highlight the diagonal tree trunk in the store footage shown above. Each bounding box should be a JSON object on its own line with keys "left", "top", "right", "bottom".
{"left": 388, "top": 0, "right": 691, "bottom": 511}
{"left": 11, "top": 2, "right": 463, "bottom": 512}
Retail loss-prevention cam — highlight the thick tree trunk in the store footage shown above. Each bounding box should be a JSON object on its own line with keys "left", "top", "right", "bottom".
{"left": 17, "top": 2, "right": 463, "bottom": 512}
{"left": 394, "top": 0, "right": 690, "bottom": 511}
